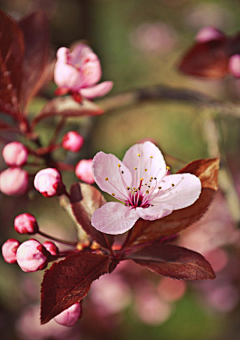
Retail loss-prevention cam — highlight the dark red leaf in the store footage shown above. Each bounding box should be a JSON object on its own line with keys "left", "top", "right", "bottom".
{"left": 18, "top": 11, "right": 50, "bottom": 110}
{"left": 41, "top": 252, "right": 111, "bottom": 324}
{"left": 0, "top": 10, "right": 24, "bottom": 117}
{"left": 32, "top": 97, "right": 104, "bottom": 127}
{"left": 70, "top": 183, "right": 114, "bottom": 250}
{"left": 126, "top": 158, "right": 219, "bottom": 247}
{"left": 129, "top": 243, "right": 215, "bottom": 280}
{"left": 179, "top": 39, "right": 229, "bottom": 78}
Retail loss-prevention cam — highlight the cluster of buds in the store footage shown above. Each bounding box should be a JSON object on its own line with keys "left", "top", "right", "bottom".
{"left": 0, "top": 142, "right": 29, "bottom": 195}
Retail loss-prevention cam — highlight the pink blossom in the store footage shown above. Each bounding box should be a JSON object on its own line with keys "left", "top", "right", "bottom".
{"left": 75, "top": 159, "right": 94, "bottom": 184}
{"left": 62, "top": 131, "right": 84, "bottom": 152}
{"left": 34, "top": 168, "right": 65, "bottom": 197}
{"left": 2, "top": 239, "right": 20, "bottom": 264}
{"left": 54, "top": 44, "right": 113, "bottom": 99}
{"left": 91, "top": 141, "right": 201, "bottom": 235}
{"left": 16, "top": 239, "right": 49, "bottom": 272}
{"left": 195, "top": 26, "right": 224, "bottom": 43}
{"left": 14, "top": 213, "right": 39, "bottom": 234}
{"left": 43, "top": 241, "right": 59, "bottom": 256}
{"left": 229, "top": 54, "right": 240, "bottom": 77}
{"left": 54, "top": 303, "right": 81, "bottom": 327}
{"left": 2, "top": 141, "right": 28, "bottom": 166}
{"left": 0, "top": 167, "right": 28, "bottom": 196}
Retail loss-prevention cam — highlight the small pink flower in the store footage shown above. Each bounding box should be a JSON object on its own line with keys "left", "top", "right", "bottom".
{"left": 0, "top": 167, "right": 28, "bottom": 196}
{"left": 34, "top": 168, "right": 65, "bottom": 197}
{"left": 54, "top": 44, "right": 113, "bottom": 100}
{"left": 2, "top": 239, "right": 21, "bottom": 264}
{"left": 62, "top": 131, "right": 84, "bottom": 152}
{"left": 14, "top": 213, "right": 39, "bottom": 234}
{"left": 43, "top": 241, "right": 59, "bottom": 256}
{"left": 54, "top": 303, "right": 81, "bottom": 327}
{"left": 229, "top": 54, "right": 240, "bottom": 77}
{"left": 195, "top": 26, "right": 224, "bottom": 43}
{"left": 91, "top": 141, "right": 201, "bottom": 235}
{"left": 16, "top": 239, "right": 50, "bottom": 272}
{"left": 75, "top": 159, "right": 94, "bottom": 184}
{"left": 2, "top": 141, "right": 28, "bottom": 166}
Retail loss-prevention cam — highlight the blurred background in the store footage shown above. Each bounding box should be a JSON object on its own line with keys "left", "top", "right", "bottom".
{"left": 1, "top": 0, "right": 240, "bottom": 339}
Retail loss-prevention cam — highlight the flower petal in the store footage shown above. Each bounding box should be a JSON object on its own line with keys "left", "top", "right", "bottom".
{"left": 80, "top": 81, "right": 113, "bottom": 99}
{"left": 80, "top": 52, "right": 102, "bottom": 87}
{"left": 136, "top": 203, "right": 173, "bottom": 221}
{"left": 92, "top": 151, "right": 132, "bottom": 201}
{"left": 91, "top": 202, "right": 139, "bottom": 234}
{"left": 122, "top": 141, "right": 166, "bottom": 184}
{"left": 54, "top": 62, "right": 81, "bottom": 90}
{"left": 70, "top": 44, "right": 93, "bottom": 65}
{"left": 152, "top": 173, "right": 201, "bottom": 210}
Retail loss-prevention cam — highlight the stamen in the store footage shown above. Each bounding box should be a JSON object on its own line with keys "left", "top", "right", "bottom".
{"left": 137, "top": 153, "right": 140, "bottom": 157}
{"left": 150, "top": 156, "right": 153, "bottom": 158}
{"left": 127, "top": 187, "right": 130, "bottom": 190}
{"left": 112, "top": 193, "right": 115, "bottom": 196}
{"left": 118, "top": 164, "right": 121, "bottom": 167}
{"left": 134, "top": 167, "right": 137, "bottom": 170}
{"left": 166, "top": 166, "right": 170, "bottom": 170}
{"left": 145, "top": 169, "right": 147, "bottom": 172}
{"left": 172, "top": 183, "right": 175, "bottom": 187}
{"left": 146, "top": 190, "right": 149, "bottom": 194}
{"left": 105, "top": 177, "right": 108, "bottom": 181}
{"left": 121, "top": 171, "right": 124, "bottom": 174}
{"left": 158, "top": 186, "right": 162, "bottom": 189}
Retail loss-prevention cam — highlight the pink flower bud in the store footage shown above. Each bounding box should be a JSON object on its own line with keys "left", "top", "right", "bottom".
{"left": 54, "top": 44, "right": 113, "bottom": 99}
{"left": 2, "top": 141, "right": 28, "bottom": 166}
{"left": 195, "top": 26, "right": 225, "bottom": 43}
{"left": 14, "top": 213, "right": 39, "bottom": 234}
{"left": 34, "top": 168, "right": 65, "bottom": 197}
{"left": 16, "top": 239, "right": 50, "bottom": 272}
{"left": 54, "top": 303, "right": 81, "bottom": 327}
{"left": 42, "top": 241, "right": 59, "bottom": 256}
{"left": 75, "top": 159, "right": 94, "bottom": 184}
{"left": 2, "top": 239, "right": 20, "bottom": 264}
{"left": 0, "top": 167, "right": 28, "bottom": 196}
{"left": 62, "top": 131, "right": 84, "bottom": 152}
{"left": 229, "top": 54, "right": 240, "bottom": 77}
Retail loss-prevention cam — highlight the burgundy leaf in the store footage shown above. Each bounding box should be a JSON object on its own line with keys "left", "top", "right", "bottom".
{"left": 0, "top": 10, "right": 24, "bottom": 117}
{"left": 18, "top": 11, "right": 50, "bottom": 110}
{"left": 70, "top": 183, "right": 114, "bottom": 250}
{"left": 41, "top": 252, "right": 111, "bottom": 324}
{"left": 32, "top": 97, "right": 104, "bottom": 127}
{"left": 126, "top": 158, "right": 219, "bottom": 247}
{"left": 129, "top": 243, "right": 215, "bottom": 280}
{"left": 179, "top": 39, "right": 229, "bottom": 78}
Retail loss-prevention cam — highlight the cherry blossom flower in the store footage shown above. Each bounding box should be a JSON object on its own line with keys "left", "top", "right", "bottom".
{"left": 195, "top": 26, "right": 224, "bottom": 43}
{"left": 229, "top": 54, "right": 240, "bottom": 77}
{"left": 54, "top": 44, "right": 113, "bottom": 100}
{"left": 91, "top": 141, "right": 201, "bottom": 235}
{"left": 2, "top": 141, "right": 28, "bottom": 166}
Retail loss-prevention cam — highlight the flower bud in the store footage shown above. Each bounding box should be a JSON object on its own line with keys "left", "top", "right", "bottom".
{"left": 229, "top": 54, "right": 240, "bottom": 77}
{"left": 195, "top": 26, "right": 224, "bottom": 43}
{"left": 16, "top": 239, "right": 50, "bottom": 272}
{"left": 0, "top": 168, "right": 28, "bottom": 196}
{"left": 54, "top": 303, "right": 81, "bottom": 327}
{"left": 34, "top": 168, "right": 65, "bottom": 197}
{"left": 75, "top": 159, "right": 94, "bottom": 184}
{"left": 62, "top": 131, "right": 84, "bottom": 152}
{"left": 14, "top": 213, "right": 39, "bottom": 234}
{"left": 2, "top": 239, "right": 20, "bottom": 264}
{"left": 42, "top": 241, "right": 59, "bottom": 256}
{"left": 2, "top": 141, "right": 28, "bottom": 166}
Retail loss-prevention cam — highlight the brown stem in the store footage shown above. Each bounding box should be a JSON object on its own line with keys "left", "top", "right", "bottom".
{"left": 38, "top": 230, "right": 78, "bottom": 247}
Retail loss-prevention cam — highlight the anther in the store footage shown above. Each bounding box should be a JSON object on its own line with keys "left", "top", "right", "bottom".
{"left": 127, "top": 187, "right": 130, "bottom": 190}
{"left": 118, "top": 164, "right": 121, "bottom": 167}
{"left": 158, "top": 186, "right": 162, "bottom": 189}
{"left": 137, "top": 153, "right": 140, "bottom": 157}
{"left": 166, "top": 166, "right": 170, "bottom": 170}
{"left": 105, "top": 177, "right": 108, "bottom": 181}
{"left": 145, "top": 169, "right": 147, "bottom": 172}
{"left": 146, "top": 190, "right": 149, "bottom": 194}
{"left": 150, "top": 156, "right": 153, "bottom": 158}
{"left": 121, "top": 171, "right": 124, "bottom": 174}
{"left": 134, "top": 167, "right": 137, "bottom": 170}
{"left": 171, "top": 183, "right": 175, "bottom": 187}
{"left": 140, "top": 178, "right": 144, "bottom": 181}
{"left": 112, "top": 193, "right": 115, "bottom": 196}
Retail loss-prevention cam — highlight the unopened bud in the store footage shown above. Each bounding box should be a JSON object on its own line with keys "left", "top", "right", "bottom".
{"left": 54, "top": 303, "right": 81, "bottom": 327}
{"left": 62, "top": 131, "right": 84, "bottom": 152}
{"left": 42, "top": 241, "right": 59, "bottom": 256}
{"left": 75, "top": 159, "right": 94, "bottom": 184}
{"left": 14, "top": 213, "right": 39, "bottom": 234}
{"left": 2, "top": 239, "right": 20, "bottom": 263}
{"left": 229, "top": 54, "right": 240, "bottom": 78}
{"left": 2, "top": 141, "right": 28, "bottom": 166}
{"left": 0, "top": 168, "right": 28, "bottom": 196}
{"left": 34, "top": 168, "right": 65, "bottom": 197}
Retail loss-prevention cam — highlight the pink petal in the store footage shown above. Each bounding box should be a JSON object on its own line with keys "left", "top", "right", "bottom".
{"left": 229, "top": 54, "right": 240, "bottom": 77}
{"left": 122, "top": 141, "right": 166, "bottom": 182}
{"left": 195, "top": 26, "right": 225, "bottom": 43}
{"left": 54, "top": 62, "right": 81, "bottom": 90}
{"left": 80, "top": 52, "right": 102, "bottom": 87}
{"left": 70, "top": 44, "right": 94, "bottom": 66}
{"left": 151, "top": 173, "right": 201, "bottom": 210}
{"left": 91, "top": 202, "right": 139, "bottom": 234}
{"left": 92, "top": 151, "right": 132, "bottom": 201}
{"left": 136, "top": 203, "right": 173, "bottom": 221}
{"left": 80, "top": 81, "right": 113, "bottom": 99}
{"left": 56, "top": 47, "right": 69, "bottom": 63}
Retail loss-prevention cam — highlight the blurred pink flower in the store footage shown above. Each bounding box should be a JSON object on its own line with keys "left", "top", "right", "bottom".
{"left": 62, "top": 131, "right": 84, "bottom": 152}
{"left": 195, "top": 26, "right": 224, "bottom": 43}
{"left": 16, "top": 239, "right": 49, "bottom": 272}
{"left": 54, "top": 303, "right": 81, "bottom": 327}
{"left": 2, "top": 141, "right": 28, "bottom": 166}
{"left": 229, "top": 54, "right": 240, "bottom": 77}
{"left": 34, "top": 168, "right": 65, "bottom": 197}
{"left": 54, "top": 44, "right": 113, "bottom": 100}
{"left": 75, "top": 159, "right": 94, "bottom": 184}
{"left": 14, "top": 213, "right": 39, "bottom": 235}
{"left": 0, "top": 167, "right": 28, "bottom": 196}
{"left": 2, "top": 239, "right": 20, "bottom": 264}
{"left": 91, "top": 141, "right": 201, "bottom": 235}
